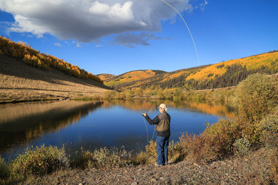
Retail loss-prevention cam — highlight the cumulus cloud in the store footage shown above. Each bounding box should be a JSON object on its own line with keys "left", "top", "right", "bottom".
{"left": 0, "top": 0, "right": 193, "bottom": 46}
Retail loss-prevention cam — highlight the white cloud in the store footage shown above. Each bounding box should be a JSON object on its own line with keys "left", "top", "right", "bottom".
{"left": 0, "top": 0, "right": 193, "bottom": 46}
{"left": 76, "top": 43, "right": 81, "bottom": 47}
{"left": 200, "top": 0, "right": 208, "bottom": 11}
{"left": 55, "top": 43, "right": 62, "bottom": 47}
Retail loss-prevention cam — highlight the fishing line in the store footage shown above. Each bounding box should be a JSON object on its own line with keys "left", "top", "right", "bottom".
{"left": 142, "top": 117, "right": 149, "bottom": 142}
{"left": 151, "top": 125, "right": 156, "bottom": 140}
{"left": 141, "top": 102, "right": 155, "bottom": 143}
{"left": 160, "top": 0, "right": 200, "bottom": 66}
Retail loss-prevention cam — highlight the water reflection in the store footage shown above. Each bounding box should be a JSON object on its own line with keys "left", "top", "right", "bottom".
{"left": 100, "top": 100, "right": 235, "bottom": 119}
{"left": 0, "top": 100, "right": 235, "bottom": 161}
{"left": 0, "top": 101, "right": 102, "bottom": 154}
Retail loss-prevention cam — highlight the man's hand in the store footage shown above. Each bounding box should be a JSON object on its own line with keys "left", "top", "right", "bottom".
{"left": 143, "top": 112, "right": 147, "bottom": 117}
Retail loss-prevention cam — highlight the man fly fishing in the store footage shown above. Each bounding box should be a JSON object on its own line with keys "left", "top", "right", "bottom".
{"left": 143, "top": 103, "right": 171, "bottom": 166}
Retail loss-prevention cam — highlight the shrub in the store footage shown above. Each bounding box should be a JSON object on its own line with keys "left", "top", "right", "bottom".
{"left": 168, "top": 140, "right": 185, "bottom": 162}
{"left": 93, "top": 147, "right": 132, "bottom": 169}
{"left": 145, "top": 140, "right": 157, "bottom": 158}
{"left": 11, "top": 145, "right": 69, "bottom": 179}
{"left": 72, "top": 148, "right": 95, "bottom": 169}
{"left": 257, "top": 108, "right": 278, "bottom": 183}
{"left": 235, "top": 73, "right": 278, "bottom": 123}
{"left": 179, "top": 133, "right": 208, "bottom": 163}
{"left": 0, "top": 157, "right": 10, "bottom": 183}
{"left": 258, "top": 108, "right": 278, "bottom": 148}
{"left": 202, "top": 119, "right": 241, "bottom": 158}
{"left": 233, "top": 137, "right": 251, "bottom": 156}
{"left": 75, "top": 147, "right": 132, "bottom": 170}
{"left": 132, "top": 151, "right": 150, "bottom": 165}
{"left": 180, "top": 119, "right": 242, "bottom": 163}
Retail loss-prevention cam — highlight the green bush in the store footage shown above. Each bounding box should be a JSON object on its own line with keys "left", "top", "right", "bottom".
{"left": 11, "top": 145, "right": 69, "bottom": 179}
{"left": 235, "top": 73, "right": 278, "bottom": 123}
{"left": 203, "top": 119, "right": 241, "bottom": 158}
{"left": 72, "top": 148, "right": 95, "bottom": 169}
{"left": 233, "top": 137, "right": 251, "bottom": 156}
{"left": 0, "top": 157, "right": 10, "bottom": 183}
{"left": 75, "top": 147, "right": 132, "bottom": 170}
{"left": 258, "top": 108, "right": 278, "bottom": 148}
{"left": 93, "top": 147, "right": 132, "bottom": 169}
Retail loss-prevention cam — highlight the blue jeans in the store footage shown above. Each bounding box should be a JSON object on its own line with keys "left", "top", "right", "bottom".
{"left": 156, "top": 135, "right": 169, "bottom": 165}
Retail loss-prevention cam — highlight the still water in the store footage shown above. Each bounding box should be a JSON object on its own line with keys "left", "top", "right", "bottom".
{"left": 0, "top": 100, "right": 235, "bottom": 161}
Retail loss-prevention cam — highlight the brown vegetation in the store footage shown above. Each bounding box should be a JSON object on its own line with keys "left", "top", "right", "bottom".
{"left": 0, "top": 36, "right": 102, "bottom": 83}
{"left": 0, "top": 55, "right": 110, "bottom": 103}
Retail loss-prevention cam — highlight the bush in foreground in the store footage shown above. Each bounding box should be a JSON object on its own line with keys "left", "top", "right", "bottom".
{"left": 0, "top": 157, "right": 10, "bottom": 184}
{"left": 11, "top": 145, "right": 69, "bottom": 180}
{"left": 258, "top": 108, "right": 278, "bottom": 183}
{"left": 74, "top": 147, "right": 132, "bottom": 170}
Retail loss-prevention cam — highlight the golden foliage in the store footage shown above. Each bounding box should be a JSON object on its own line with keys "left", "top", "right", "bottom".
{"left": 187, "top": 52, "right": 278, "bottom": 81}
{"left": 106, "top": 70, "right": 157, "bottom": 87}
{"left": 0, "top": 36, "right": 103, "bottom": 84}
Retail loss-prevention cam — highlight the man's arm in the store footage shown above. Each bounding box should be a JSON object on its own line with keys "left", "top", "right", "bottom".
{"left": 145, "top": 115, "right": 160, "bottom": 125}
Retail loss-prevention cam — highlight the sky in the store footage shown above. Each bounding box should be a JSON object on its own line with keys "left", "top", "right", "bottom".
{"left": 0, "top": 0, "right": 277, "bottom": 76}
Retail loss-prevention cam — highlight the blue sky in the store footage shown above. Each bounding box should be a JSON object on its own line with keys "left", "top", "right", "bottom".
{"left": 0, "top": 0, "right": 277, "bottom": 76}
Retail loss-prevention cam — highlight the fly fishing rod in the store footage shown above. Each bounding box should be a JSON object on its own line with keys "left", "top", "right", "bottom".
{"left": 141, "top": 103, "right": 156, "bottom": 142}
{"left": 160, "top": 0, "right": 200, "bottom": 66}
{"left": 141, "top": 103, "right": 154, "bottom": 116}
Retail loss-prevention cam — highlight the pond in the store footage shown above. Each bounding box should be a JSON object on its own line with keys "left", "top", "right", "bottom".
{"left": 0, "top": 100, "right": 235, "bottom": 161}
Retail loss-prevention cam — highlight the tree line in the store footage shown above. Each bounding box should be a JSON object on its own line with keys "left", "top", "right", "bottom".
{"left": 113, "top": 63, "right": 278, "bottom": 91}
{"left": 0, "top": 36, "right": 103, "bottom": 84}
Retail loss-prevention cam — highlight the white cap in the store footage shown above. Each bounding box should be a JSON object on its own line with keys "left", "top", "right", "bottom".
{"left": 158, "top": 103, "right": 168, "bottom": 112}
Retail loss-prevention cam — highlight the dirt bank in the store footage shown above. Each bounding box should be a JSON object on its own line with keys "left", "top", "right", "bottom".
{"left": 25, "top": 148, "right": 272, "bottom": 185}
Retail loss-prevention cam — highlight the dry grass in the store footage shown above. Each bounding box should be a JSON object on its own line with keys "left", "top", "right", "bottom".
{"left": 0, "top": 55, "right": 110, "bottom": 103}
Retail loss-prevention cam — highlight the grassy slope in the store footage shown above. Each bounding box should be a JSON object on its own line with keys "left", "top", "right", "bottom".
{"left": 0, "top": 55, "right": 110, "bottom": 103}
{"left": 104, "top": 70, "right": 166, "bottom": 87}
{"left": 111, "top": 65, "right": 210, "bottom": 90}
{"left": 97, "top": 73, "right": 116, "bottom": 82}
{"left": 104, "top": 51, "right": 278, "bottom": 90}
{"left": 187, "top": 51, "right": 278, "bottom": 81}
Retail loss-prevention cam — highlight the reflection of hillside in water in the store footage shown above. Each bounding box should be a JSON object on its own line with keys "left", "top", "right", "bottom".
{"left": 167, "top": 101, "right": 236, "bottom": 119}
{"left": 99, "top": 100, "right": 235, "bottom": 118}
{"left": 0, "top": 101, "right": 102, "bottom": 153}
{"left": 100, "top": 100, "right": 159, "bottom": 111}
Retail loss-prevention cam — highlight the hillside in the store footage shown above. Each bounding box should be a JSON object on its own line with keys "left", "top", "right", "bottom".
{"left": 106, "top": 51, "right": 278, "bottom": 90}
{"left": 108, "top": 65, "right": 210, "bottom": 90}
{"left": 0, "top": 36, "right": 102, "bottom": 83}
{"left": 0, "top": 55, "right": 110, "bottom": 103}
{"left": 97, "top": 73, "right": 116, "bottom": 82}
{"left": 103, "top": 70, "right": 166, "bottom": 88}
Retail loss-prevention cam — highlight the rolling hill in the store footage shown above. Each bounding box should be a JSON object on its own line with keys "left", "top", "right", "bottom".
{"left": 97, "top": 74, "right": 116, "bottom": 83}
{"left": 104, "top": 51, "right": 278, "bottom": 91}
{"left": 99, "top": 70, "right": 166, "bottom": 88}
{"left": 0, "top": 36, "right": 113, "bottom": 103}
{"left": 0, "top": 54, "right": 111, "bottom": 103}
